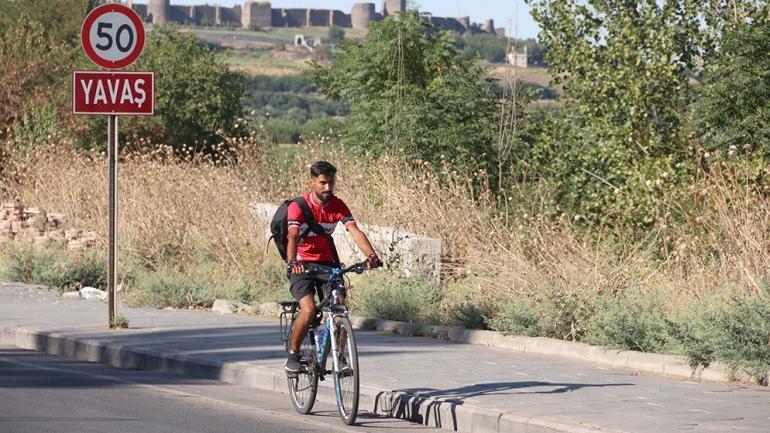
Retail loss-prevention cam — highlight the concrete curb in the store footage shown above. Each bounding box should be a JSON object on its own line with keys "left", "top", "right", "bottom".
{"left": 1, "top": 325, "right": 625, "bottom": 433}
{"left": 347, "top": 316, "right": 758, "bottom": 385}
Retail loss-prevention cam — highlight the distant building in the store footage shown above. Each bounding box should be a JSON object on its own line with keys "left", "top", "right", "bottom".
{"left": 507, "top": 45, "right": 527, "bottom": 68}
{"left": 135, "top": 0, "right": 501, "bottom": 36}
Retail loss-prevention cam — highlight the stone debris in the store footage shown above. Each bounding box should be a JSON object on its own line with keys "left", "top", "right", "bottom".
{"left": 0, "top": 201, "right": 98, "bottom": 252}
{"left": 80, "top": 287, "right": 107, "bottom": 302}
{"left": 257, "top": 302, "right": 282, "bottom": 317}
{"left": 212, "top": 299, "right": 234, "bottom": 314}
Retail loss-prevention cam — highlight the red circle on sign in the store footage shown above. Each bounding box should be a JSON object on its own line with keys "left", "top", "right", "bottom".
{"left": 81, "top": 3, "right": 145, "bottom": 70}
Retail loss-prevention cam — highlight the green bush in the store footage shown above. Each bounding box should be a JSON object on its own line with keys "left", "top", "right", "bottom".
{"left": 584, "top": 291, "right": 675, "bottom": 353}
{"left": 677, "top": 289, "right": 770, "bottom": 382}
{"left": 0, "top": 242, "right": 106, "bottom": 292}
{"left": 126, "top": 264, "right": 239, "bottom": 308}
{"left": 458, "top": 33, "right": 507, "bottom": 63}
{"left": 326, "top": 26, "right": 345, "bottom": 45}
{"left": 350, "top": 271, "right": 441, "bottom": 324}
{"left": 486, "top": 296, "right": 540, "bottom": 336}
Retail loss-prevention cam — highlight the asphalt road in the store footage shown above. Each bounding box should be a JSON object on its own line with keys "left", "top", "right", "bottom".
{"left": 0, "top": 345, "right": 437, "bottom": 433}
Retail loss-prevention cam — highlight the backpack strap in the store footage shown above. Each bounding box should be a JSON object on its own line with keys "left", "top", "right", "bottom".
{"left": 294, "top": 196, "right": 341, "bottom": 266}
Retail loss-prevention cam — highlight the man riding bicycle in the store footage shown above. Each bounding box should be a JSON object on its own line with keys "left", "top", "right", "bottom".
{"left": 284, "top": 160, "right": 382, "bottom": 373}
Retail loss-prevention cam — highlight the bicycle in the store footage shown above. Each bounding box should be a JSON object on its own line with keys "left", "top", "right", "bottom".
{"left": 279, "top": 261, "right": 369, "bottom": 425}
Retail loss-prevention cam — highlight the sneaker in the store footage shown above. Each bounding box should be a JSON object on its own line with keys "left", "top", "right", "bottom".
{"left": 337, "top": 354, "right": 352, "bottom": 374}
{"left": 284, "top": 351, "right": 302, "bottom": 374}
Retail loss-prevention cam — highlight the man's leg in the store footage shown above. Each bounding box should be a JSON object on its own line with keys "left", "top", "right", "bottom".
{"left": 285, "top": 273, "right": 318, "bottom": 373}
{"left": 289, "top": 294, "right": 317, "bottom": 352}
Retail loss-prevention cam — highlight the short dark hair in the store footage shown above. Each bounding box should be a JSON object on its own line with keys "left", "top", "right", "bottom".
{"left": 310, "top": 160, "right": 337, "bottom": 177}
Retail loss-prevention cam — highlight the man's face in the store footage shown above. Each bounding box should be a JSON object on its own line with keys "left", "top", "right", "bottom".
{"left": 309, "top": 174, "right": 335, "bottom": 203}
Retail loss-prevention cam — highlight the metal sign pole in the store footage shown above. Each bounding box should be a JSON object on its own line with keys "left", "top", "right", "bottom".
{"left": 108, "top": 115, "right": 118, "bottom": 327}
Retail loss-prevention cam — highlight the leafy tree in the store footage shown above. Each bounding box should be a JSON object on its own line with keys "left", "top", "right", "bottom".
{"left": 309, "top": 12, "right": 500, "bottom": 174}
{"left": 692, "top": 21, "right": 770, "bottom": 157}
{"left": 326, "top": 26, "right": 346, "bottom": 45}
{"left": 116, "top": 25, "right": 245, "bottom": 151}
{"left": 0, "top": 17, "right": 79, "bottom": 140}
{"left": 459, "top": 33, "right": 508, "bottom": 63}
{"left": 525, "top": 0, "right": 768, "bottom": 229}
{"left": 0, "top": 0, "right": 97, "bottom": 43}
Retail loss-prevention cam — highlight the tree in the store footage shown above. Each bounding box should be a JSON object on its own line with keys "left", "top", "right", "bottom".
{"left": 326, "top": 26, "right": 345, "bottom": 45}
{"left": 693, "top": 21, "right": 770, "bottom": 157}
{"left": 0, "top": 0, "right": 98, "bottom": 43}
{"left": 116, "top": 25, "right": 245, "bottom": 151}
{"left": 0, "top": 17, "right": 78, "bottom": 141}
{"left": 309, "top": 12, "right": 500, "bottom": 174}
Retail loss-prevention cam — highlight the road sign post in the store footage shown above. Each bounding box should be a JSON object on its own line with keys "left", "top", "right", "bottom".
{"left": 75, "top": 3, "right": 152, "bottom": 328}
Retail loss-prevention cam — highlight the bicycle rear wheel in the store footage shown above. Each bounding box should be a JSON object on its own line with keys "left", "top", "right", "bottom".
{"left": 287, "top": 329, "right": 318, "bottom": 414}
{"left": 333, "top": 317, "right": 359, "bottom": 425}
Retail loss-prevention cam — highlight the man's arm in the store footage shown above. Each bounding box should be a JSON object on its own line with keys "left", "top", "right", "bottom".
{"left": 287, "top": 230, "right": 305, "bottom": 274}
{"left": 347, "top": 224, "right": 376, "bottom": 259}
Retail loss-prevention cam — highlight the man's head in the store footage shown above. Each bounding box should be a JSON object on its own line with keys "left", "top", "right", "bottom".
{"left": 309, "top": 160, "right": 337, "bottom": 204}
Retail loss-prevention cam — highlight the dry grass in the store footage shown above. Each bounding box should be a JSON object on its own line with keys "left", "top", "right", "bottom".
{"left": 1, "top": 135, "right": 267, "bottom": 281}
{"left": 2, "top": 134, "right": 767, "bottom": 313}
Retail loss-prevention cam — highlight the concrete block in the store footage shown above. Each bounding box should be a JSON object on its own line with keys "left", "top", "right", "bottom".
{"left": 471, "top": 407, "right": 502, "bottom": 433}
{"left": 251, "top": 202, "right": 442, "bottom": 282}
{"left": 626, "top": 351, "right": 670, "bottom": 375}
{"left": 498, "top": 413, "right": 530, "bottom": 433}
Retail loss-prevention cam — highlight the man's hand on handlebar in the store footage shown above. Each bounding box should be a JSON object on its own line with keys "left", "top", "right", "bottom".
{"left": 288, "top": 260, "right": 305, "bottom": 275}
{"left": 366, "top": 254, "right": 383, "bottom": 270}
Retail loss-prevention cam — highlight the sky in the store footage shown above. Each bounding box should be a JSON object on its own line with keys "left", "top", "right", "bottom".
{"left": 132, "top": 1, "right": 540, "bottom": 39}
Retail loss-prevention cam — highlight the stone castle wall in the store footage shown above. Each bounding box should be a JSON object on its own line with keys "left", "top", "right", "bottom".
{"left": 140, "top": 0, "right": 499, "bottom": 36}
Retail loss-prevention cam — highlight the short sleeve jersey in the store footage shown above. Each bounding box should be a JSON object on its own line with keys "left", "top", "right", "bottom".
{"left": 287, "top": 191, "right": 357, "bottom": 263}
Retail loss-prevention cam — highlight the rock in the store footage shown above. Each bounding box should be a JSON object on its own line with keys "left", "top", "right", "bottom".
{"left": 48, "top": 229, "right": 65, "bottom": 241}
{"left": 257, "top": 302, "right": 282, "bottom": 317}
{"left": 236, "top": 302, "right": 252, "bottom": 314}
{"left": 47, "top": 213, "right": 65, "bottom": 227}
{"left": 212, "top": 299, "right": 233, "bottom": 314}
{"left": 80, "top": 287, "right": 107, "bottom": 302}
{"left": 64, "top": 229, "right": 82, "bottom": 241}
{"left": 61, "top": 291, "right": 81, "bottom": 299}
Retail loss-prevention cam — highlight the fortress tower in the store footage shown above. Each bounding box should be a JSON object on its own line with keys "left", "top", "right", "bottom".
{"left": 382, "top": 0, "right": 405, "bottom": 18}
{"left": 148, "top": 0, "right": 169, "bottom": 24}
{"left": 351, "top": 3, "right": 375, "bottom": 29}
{"left": 242, "top": 1, "right": 272, "bottom": 28}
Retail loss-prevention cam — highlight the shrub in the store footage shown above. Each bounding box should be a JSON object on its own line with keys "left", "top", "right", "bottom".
{"left": 326, "top": 26, "right": 345, "bottom": 45}
{"left": 125, "top": 264, "right": 224, "bottom": 308}
{"left": 350, "top": 271, "right": 441, "bottom": 324}
{"left": 584, "top": 291, "right": 674, "bottom": 353}
{"left": 0, "top": 242, "right": 106, "bottom": 292}
{"left": 486, "top": 296, "right": 540, "bottom": 336}
{"left": 678, "top": 289, "right": 770, "bottom": 382}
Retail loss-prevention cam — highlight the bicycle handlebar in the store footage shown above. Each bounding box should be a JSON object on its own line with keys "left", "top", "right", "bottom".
{"left": 304, "top": 261, "right": 373, "bottom": 277}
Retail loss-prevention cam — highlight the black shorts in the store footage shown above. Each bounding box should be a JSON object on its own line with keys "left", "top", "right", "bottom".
{"left": 288, "top": 263, "right": 346, "bottom": 301}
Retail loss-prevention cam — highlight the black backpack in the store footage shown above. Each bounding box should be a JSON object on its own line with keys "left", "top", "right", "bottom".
{"left": 269, "top": 197, "right": 340, "bottom": 265}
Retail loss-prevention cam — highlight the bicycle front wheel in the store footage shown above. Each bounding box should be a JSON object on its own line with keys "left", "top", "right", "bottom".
{"left": 287, "top": 329, "right": 318, "bottom": 414}
{"left": 333, "top": 317, "right": 359, "bottom": 425}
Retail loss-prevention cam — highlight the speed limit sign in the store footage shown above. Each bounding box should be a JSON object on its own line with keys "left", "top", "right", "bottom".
{"left": 81, "top": 3, "right": 145, "bottom": 69}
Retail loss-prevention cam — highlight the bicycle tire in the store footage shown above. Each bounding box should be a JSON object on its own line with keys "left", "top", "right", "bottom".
{"left": 287, "top": 327, "right": 318, "bottom": 414}
{"left": 333, "top": 317, "right": 359, "bottom": 425}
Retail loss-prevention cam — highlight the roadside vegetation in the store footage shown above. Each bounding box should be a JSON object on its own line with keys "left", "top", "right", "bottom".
{"left": 1, "top": 1, "right": 768, "bottom": 381}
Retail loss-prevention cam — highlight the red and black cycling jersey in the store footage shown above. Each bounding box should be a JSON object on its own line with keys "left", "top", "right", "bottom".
{"left": 287, "top": 191, "right": 357, "bottom": 263}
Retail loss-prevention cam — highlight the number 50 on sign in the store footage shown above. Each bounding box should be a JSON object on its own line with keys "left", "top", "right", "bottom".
{"left": 81, "top": 3, "right": 145, "bottom": 69}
